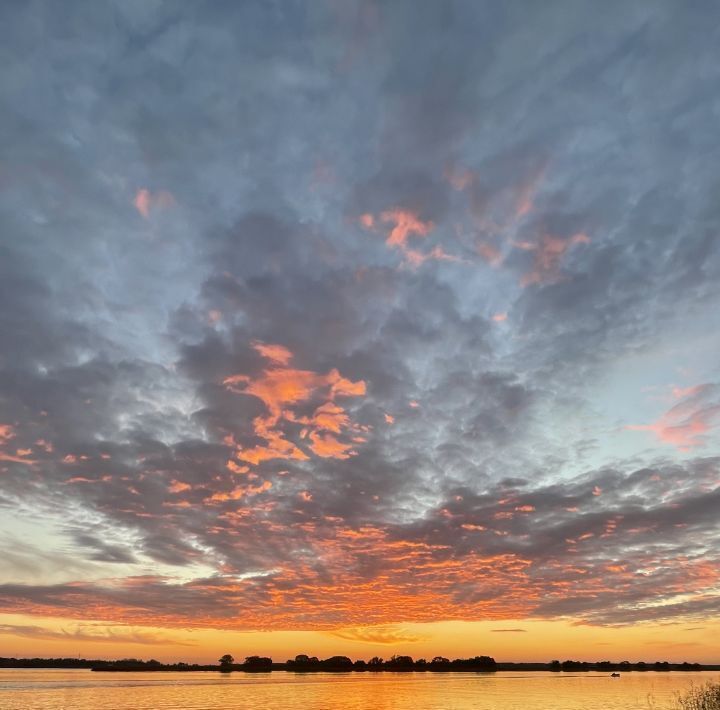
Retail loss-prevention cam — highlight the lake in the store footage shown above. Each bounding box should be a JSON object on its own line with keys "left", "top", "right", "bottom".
{"left": 1, "top": 669, "right": 718, "bottom": 709}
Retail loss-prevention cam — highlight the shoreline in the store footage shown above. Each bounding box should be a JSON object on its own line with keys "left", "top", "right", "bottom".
{"left": 2, "top": 659, "right": 719, "bottom": 673}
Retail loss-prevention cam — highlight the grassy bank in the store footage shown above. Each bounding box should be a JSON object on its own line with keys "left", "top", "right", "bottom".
{"left": 678, "top": 683, "right": 720, "bottom": 710}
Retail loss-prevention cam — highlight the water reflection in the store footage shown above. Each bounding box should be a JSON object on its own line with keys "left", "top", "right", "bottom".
{"left": 1, "top": 669, "right": 718, "bottom": 710}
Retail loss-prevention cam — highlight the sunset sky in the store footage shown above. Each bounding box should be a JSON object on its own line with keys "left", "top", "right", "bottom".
{"left": 1, "top": 1, "right": 719, "bottom": 664}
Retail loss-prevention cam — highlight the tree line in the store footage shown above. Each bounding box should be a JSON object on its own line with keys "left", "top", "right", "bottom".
{"left": 94, "top": 654, "right": 498, "bottom": 672}
{"left": 0, "top": 656, "right": 715, "bottom": 672}
{"left": 549, "top": 660, "right": 704, "bottom": 672}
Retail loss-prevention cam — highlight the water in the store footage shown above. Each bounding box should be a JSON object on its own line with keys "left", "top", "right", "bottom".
{"left": 0, "top": 669, "right": 717, "bottom": 709}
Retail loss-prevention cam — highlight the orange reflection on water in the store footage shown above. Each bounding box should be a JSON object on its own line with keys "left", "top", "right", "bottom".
{"left": 0, "top": 669, "right": 717, "bottom": 710}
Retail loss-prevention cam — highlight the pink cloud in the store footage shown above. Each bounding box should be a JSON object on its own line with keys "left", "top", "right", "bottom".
{"left": 672, "top": 384, "right": 707, "bottom": 400}
{"left": 519, "top": 233, "right": 590, "bottom": 286}
{"left": 359, "top": 213, "right": 375, "bottom": 229}
{"left": 133, "top": 189, "right": 151, "bottom": 218}
{"left": 627, "top": 384, "right": 720, "bottom": 451}
{"left": 444, "top": 164, "right": 475, "bottom": 191}
{"left": 133, "top": 189, "right": 174, "bottom": 218}
{"left": 477, "top": 241, "right": 503, "bottom": 266}
{"left": 380, "top": 209, "right": 433, "bottom": 249}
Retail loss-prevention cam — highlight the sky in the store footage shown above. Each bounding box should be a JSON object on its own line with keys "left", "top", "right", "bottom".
{"left": 0, "top": 0, "right": 719, "bottom": 664}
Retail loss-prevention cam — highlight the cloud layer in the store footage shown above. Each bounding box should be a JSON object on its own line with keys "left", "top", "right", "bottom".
{"left": 0, "top": 0, "right": 719, "bottom": 635}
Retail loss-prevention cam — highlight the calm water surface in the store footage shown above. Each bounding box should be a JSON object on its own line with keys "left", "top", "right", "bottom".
{"left": 1, "top": 669, "right": 718, "bottom": 709}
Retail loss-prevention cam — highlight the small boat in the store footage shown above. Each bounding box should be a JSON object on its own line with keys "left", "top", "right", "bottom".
{"left": 611, "top": 673, "right": 620, "bottom": 677}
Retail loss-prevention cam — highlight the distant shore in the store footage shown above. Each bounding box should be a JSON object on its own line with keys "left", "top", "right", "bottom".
{"left": 2, "top": 657, "right": 719, "bottom": 673}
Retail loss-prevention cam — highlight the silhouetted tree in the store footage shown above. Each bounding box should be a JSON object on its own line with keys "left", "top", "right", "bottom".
{"left": 219, "top": 654, "right": 234, "bottom": 673}
{"left": 321, "top": 655, "right": 354, "bottom": 671}
{"left": 427, "top": 656, "right": 448, "bottom": 671}
{"left": 386, "top": 655, "right": 414, "bottom": 671}
{"left": 244, "top": 656, "right": 273, "bottom": 671}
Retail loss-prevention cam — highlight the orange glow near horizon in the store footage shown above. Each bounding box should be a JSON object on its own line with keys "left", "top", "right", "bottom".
{"left": 1, "top": 614, "right": 718, "bottom": 665}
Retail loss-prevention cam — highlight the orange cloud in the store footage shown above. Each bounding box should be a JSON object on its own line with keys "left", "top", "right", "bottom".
{"left": 226, "top": 460, "right": 250, "bottom": 475}
{"left": 361, "top": 208, "right": 459, "bottom": 267}
{"left": 492, "top": 312, "right": 507, "bottom": 322}
{"left": 252, "top": 341, "right": 293, "bottom": 366}
{"left": 223, "top": 344, "right": 366, "bottom": 466}
{"left": 296, "top": 402, "right": 351, "bottom": 434}
{"left": 380, "top": 209, "right": 433, "bottom": 249}
{"left": 234, "top": 419, "right": 309, "bottom": 466}
{"left": 0, "top": 424, "right": 13, "bottom": 444}
{"left": 0, "top": 424, "right": 36, "bottom": 464}
{"left": 208, "top": 480, "right": 272, "bottom": 502}
{"left": 308, "top": 431, "right": 356, "bottom": 459}
{"left": 328, "top": 625, "right": 429, "bottom": 644}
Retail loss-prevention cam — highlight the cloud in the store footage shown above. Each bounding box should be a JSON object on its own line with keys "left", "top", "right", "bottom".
{"left": 0, "top": 623, "right": 196, "bottom": 646}
{"left": 491, "top": 628, "right": 527, "bottom": 633}
{"left": 628, "top": 384, "right": 720, "bottom": 451}
{"left": 133, "top": 189, "right": 175, "bottom": 218}
{"left": 0, "top": 458, "right": 718, "bottom": 630}
{"left": 361, "top": 208, "right": 454, "bottom": 267}
{"left": 222, "top": 343, "right": 366, "bottom": 466}
{"left": 327, "top": 625, "right": 429, "bottom": 645}
{"left": 252, "top": 341, "right": 293, "bottom": 366}
{"left": 0, "top": 424, "right": 35, "bottom": 465}
{"left": 518, "top": 233, "right": 591, "bottom": 287}
{"left": 0, "top": 0, "right": 719, "bottom": 643}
